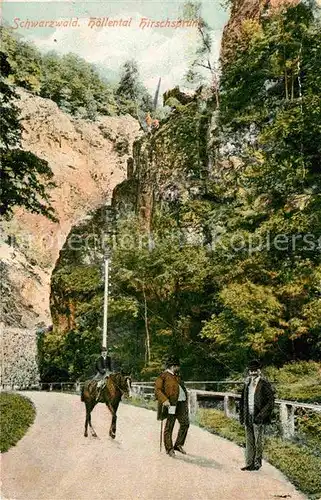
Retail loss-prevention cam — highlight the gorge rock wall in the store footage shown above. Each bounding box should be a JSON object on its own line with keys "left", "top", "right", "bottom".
{"left": 0, "top": 90, "right": 141, "bottom": 384}
{"left": 113, "top": 95, "right": 213, "bottom": 229}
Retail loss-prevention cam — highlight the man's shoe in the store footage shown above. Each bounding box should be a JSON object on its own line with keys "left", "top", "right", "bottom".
{"left": 167, "top": 449, "right": 176, "bottom": 458}
{"left": 241, "top": 465, "right": 256, "bottom": 471}
{"left": 174, "top": 445, "right": 187, "bottom": 455}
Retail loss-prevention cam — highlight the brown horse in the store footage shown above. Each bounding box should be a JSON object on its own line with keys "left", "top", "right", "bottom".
{"left": 81, "top": 372, "right": 131, "bottom": 439}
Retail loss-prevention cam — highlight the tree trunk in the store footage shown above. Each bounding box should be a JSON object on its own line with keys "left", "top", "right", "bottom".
{"left": 284, "top": 66, "right": 289, "bottom": 100}
{"left": 142, "top": 284, "right": 151, "bottom": 366}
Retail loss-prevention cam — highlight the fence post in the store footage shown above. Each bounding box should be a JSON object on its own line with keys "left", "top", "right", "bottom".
{"left": 224, "top": 395, "right": 237, "bottom": 418}
{"left": 279, "top": 403, "right": 295, "bottom": 438}
{"left": 188, "top": 390, "right": 198, "bottom": 421}
{"left": 131, "top": 385, "right": 138, "bottom": 397}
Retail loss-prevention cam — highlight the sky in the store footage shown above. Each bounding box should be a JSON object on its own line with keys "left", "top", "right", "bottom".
{"left": 2, "top": 0, "right": 229, "bottom": 96}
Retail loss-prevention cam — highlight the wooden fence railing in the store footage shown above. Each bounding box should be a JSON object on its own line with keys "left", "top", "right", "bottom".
{"left": 130, "top": 383, "right": 321, "bottom": 440}
{"left": 2, "top": 380, "right": 320, "bottom": 439}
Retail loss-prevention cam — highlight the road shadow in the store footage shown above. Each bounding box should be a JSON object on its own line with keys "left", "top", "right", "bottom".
{"left": 81, "top": 433, "right": 122, "bottom": 449}
{"left": 109, "top": 439, "right": 122, "bottom": 448}
{"left": 175, "top": 453, "right": 222, "bottom": 469}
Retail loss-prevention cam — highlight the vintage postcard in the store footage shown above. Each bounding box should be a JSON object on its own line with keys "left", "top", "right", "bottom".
{"left": 1, "top": 0, "right": 320, "bottom": 498}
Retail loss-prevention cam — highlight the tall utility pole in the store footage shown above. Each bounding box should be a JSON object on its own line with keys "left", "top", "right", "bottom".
{"left": 102, "top": 254, "right": 109, "bottom": 349}
{"left": 102, "top": 204, "right": 117, "bottom": 350}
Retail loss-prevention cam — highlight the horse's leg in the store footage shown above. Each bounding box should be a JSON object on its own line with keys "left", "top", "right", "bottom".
{"left": 88, "top": 404, "right": 97, "bottom": 438}
{"left": 84, "top": 402, "right": 90, "bottom": 437}
{"left": 105, "top": 401, "right": 116, "bottom": 439}
{"left": 109, "top": 399, "right": 120, "bottom": 439}
{"left": 109, "top": 409, "right": 117, "bottom": 439}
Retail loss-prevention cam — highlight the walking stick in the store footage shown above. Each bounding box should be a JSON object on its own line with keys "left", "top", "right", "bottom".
{"left": 159, "top": 405, "right": 164, "bottom": 451}
{"left": 159, "top": 406, "right": 163, "bottom": 452}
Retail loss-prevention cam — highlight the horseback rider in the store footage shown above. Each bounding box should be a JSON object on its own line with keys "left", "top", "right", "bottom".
{"left": 93, "top": 346, "right": 112, "bottom": 392}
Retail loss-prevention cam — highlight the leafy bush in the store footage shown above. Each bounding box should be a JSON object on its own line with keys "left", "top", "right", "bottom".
{"left": 0, "top": 52, "right": 56, "bottom": 220}
{"left": 0, "top": 393, "right": 36, "bottom": 452}
{"left": 265, "top": 361, "right": 321, "bottom": 403}
{"left": 265, "top": 361, "right": 321, "bottom": 384}
{"left": 140, "top": 362, "right": 163, "bottom": 381}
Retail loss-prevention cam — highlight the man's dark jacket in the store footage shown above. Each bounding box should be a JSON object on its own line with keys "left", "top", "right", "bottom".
{"left": 154, "top": 370, "right": 188, "bottom": 421}
{"left": 95, "top": 355, "right": 112, "bottom": 375}
{"left": 239, "top": 377, "right": 275, "bottom": 426}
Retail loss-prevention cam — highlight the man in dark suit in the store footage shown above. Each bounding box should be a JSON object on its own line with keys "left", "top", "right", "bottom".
{"left": 154, "top": 356, "right": 189, "bottom": 458}
{"left": 239, "top": 359, "right": 275, "bottom": 471}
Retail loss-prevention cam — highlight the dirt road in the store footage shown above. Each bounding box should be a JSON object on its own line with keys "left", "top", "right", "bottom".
{"left": 1, "top": 392, "right": 305, "bottom": 500}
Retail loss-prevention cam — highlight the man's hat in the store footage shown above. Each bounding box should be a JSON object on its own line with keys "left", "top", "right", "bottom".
{"left": 248, "top": 359, "right": 262, "bottom": 370}
{"left": 165, "top": 355, "right": 180, "bottom": 368}
{"left": 101, "top": 346, "right": 107, "bottom": 352}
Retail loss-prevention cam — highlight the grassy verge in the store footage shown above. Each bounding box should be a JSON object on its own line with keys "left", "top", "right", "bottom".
{"left": 198, "top": 408, "right": 246, "bottom": 446}
{"left": 265, "top": 361, "right": 321, "bottom": 403}
{"left": 0, "top": 392, "right": 36, "bottom": 452}
{"left": 198, "top": 409, "right": 321, "bottom": 500}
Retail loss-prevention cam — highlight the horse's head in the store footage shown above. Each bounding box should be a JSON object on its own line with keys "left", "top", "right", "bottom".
{"left": 113, "top": 372, "right": 132, "bottom": 398}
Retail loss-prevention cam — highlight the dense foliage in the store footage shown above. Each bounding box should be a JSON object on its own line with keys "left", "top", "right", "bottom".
{"left": 0, "top": 393, "right": 36, "bottom": 452}
{"left": 45, "top": 3, "right": 320, "bottom": 385}
{"left": 201, "top": 2, "right": 321, "bottom": 369}
{"left": 40, "top": 52, "right": 117, "bottom": 119}
{"left": 264, "top": 361, "right": 321, "bottom": 402}
{"left": 0, "top": 52, "right": 56, "bottom": 219}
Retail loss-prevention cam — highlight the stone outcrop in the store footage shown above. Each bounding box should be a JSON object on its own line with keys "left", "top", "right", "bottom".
{"left": 113, "top": 97, "right": 212, "bottom": 231}
{"left": 1, "top": 328, "right": 39, "bottom": 388}
{"left": 0, "top": 90, "right": 141, "bottom": 384}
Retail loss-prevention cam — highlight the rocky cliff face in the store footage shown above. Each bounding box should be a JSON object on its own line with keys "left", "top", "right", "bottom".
{"left": 113, "top": 94, "right": 213, "bottom": 230}
{"left": 220, "top": 0, "right": 299, "bottom": 66}
{"left": 0, "top": 90, "right": 141, "bottom": 385}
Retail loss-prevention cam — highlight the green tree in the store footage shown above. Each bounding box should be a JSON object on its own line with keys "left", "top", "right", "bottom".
{"left": 199, "top": 2, "right": 321, "bottom": 368}
{"left": 0, "top": 52, "right": 56, "bottom": 220}
{"left": 40, "top": 52, "right": 117, "bottom": 119}
{"left": 116, "top": 59, "right": 153, "bottom": 117}
{"left": 116, "top": 60, "right": 140, "bottom": 101}
{"left": 183, "top": 1, "right": 220, "bottom": 106}
{"left": 1, "top": 27, "right": 41, "bottom": 92}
